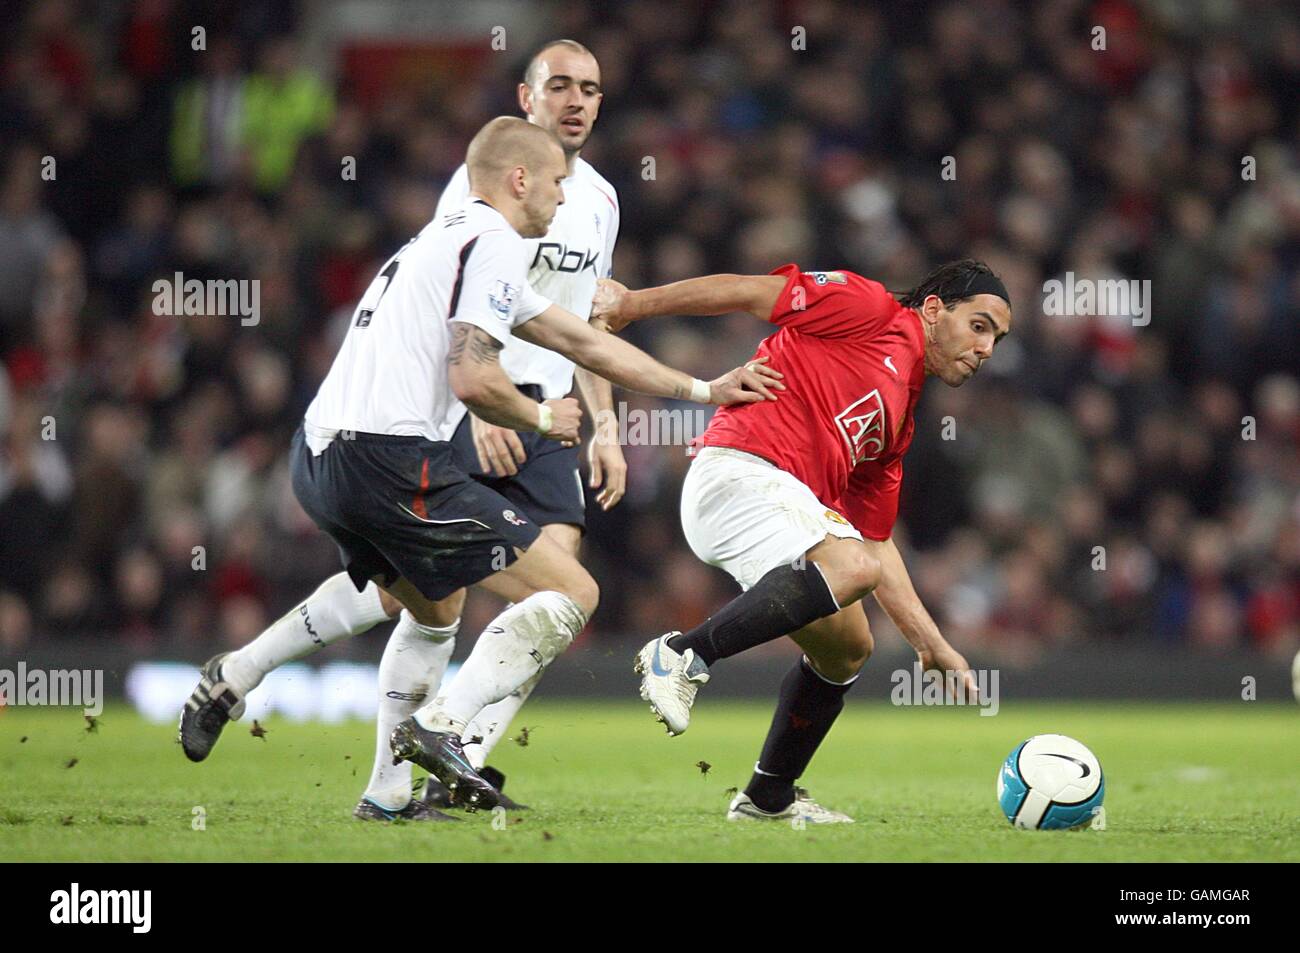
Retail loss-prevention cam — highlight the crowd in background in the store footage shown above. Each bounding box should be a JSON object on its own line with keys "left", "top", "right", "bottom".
{"left": 1, "top": 0, "right": 1297, "bottom": 663}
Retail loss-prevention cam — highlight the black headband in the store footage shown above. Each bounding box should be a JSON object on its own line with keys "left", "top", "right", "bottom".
{"left": 958, "top": 271, "right": 1011, "bottom": 306}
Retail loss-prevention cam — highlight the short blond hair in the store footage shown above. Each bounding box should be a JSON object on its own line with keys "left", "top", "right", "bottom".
{"left": 466, "top": 116, "right": 563, "bottom": 190}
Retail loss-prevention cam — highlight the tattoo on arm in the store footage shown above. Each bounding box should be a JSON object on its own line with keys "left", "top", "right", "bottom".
{"left": 449, "top": 324, "right": 504, "bottom": 366}
{"left": 469, "top": 327, "right": 504, "bottom": 364}
{"left": 448, "top": 324, "right": 470, "bottom": 363}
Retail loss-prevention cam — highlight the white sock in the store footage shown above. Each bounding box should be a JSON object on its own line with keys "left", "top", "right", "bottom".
{"left": 222, "top": 574, "right": 390, "bottom": 696}
{"left": 462, "top": 669, "right": 542, "bottom": 770}
{"left": 414, "top": 591, "right": 586, "bottom": 733}
{"left": 363, "top": 611, "right": 459, "bottom": 811}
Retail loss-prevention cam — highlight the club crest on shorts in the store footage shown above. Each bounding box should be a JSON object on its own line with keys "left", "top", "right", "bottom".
{"left": 488, "top": 280, "right": 519, "bottom": 321}
{"left": 823, "top": 509, "right": 850, "bottom": 526}
{"left": 502, "top": 509, "right": 527, "bottom": 526}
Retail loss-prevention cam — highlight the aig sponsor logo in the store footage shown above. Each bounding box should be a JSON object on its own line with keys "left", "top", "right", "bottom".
{"left": 834, "top": 390, "right": 886, "bottom": 464}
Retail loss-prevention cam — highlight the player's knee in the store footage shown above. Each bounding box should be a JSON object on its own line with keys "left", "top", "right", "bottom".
{"left": 515, "top": 558, "right": 598, "bottom": 618}
{"left": 818, "top": 626, "right": 873, "bottom": 676}
{"left": 377, "top": 587, "right": 404, "bottom": 619}
{"left": 843, "top": 627, "right": 874, "bottom": 670}
{"left": 826, "top": 547, "right": 880, "bottom": 604}
{"left": 805, "top": 648, "right": 864, "bottom": 684}
{"left": 856, "top": 550, "right": 882, "bottom": 599}
{"left": 404, "top": 603, "right": 437, "bottom": 627}
{"left": 564, "top": 572, "right": 599, "bottom": 619}
{"left": 441, "top": 588, "right": 467, "bottom": 619}
{"left": 404, "top": 591, "right": 464, "bottom": 628}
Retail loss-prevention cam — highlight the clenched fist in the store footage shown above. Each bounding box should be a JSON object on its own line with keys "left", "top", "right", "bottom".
{"left": 590, "top": 278, "right": 634, "bottom": 332}
{"left": 539, "top": 397, "right": 582, "bottom": 446}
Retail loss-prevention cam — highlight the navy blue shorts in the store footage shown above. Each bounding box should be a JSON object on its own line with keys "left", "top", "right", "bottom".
{"left": 289, "top": 426, "right": 542, "bottom": 601}
{"left": 449, "top": 385, "right": 587, "bottom": 530}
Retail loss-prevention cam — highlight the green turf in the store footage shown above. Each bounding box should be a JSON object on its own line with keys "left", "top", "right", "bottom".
{"left": 1, "top": 700, "right": 1297, "bottom": 861}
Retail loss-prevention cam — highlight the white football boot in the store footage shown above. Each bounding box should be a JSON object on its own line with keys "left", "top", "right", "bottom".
{"left": 633, "top": 633, "right": 710, "bottom": 735}
{"left": 727, "top": 789, "right": 855, "bottom": 824}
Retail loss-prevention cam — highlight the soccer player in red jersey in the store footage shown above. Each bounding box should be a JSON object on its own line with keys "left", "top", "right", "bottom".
{"left": 592, "top": 260, "right": 1012, "bottom": 822}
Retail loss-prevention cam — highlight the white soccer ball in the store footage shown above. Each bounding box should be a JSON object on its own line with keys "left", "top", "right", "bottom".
{"left": 997, "top": 733, "right": 1104, "bottom": 830}
{"left": 1292, "top": 649, "right": 1300, "bottom": 703}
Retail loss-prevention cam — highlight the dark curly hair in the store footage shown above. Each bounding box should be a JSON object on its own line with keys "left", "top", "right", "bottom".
{"left": 896, "top": 259, "right": 1007, "bottom": 309}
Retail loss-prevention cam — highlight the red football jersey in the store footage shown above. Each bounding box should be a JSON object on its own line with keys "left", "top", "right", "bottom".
{"left": 693, "top": 264, "right": 925, "bottom": 540}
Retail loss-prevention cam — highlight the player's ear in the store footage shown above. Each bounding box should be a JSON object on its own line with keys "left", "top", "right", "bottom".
{"left": 518, "top": 82, "right": 533, "bottom": 115}
{"left": 504, "top": 164, "right": 521, "bottom": 199}
{"left": 920, "top": 294, "right": 944, "bottom": 325}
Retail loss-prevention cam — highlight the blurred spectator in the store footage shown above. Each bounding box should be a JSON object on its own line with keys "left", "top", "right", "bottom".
{"left": 241, "top": 37, "right": 334, "bottom": 193}
{"left": 169, "top": 36, "right": 247, "bottom": 190}
{"left": 0, "top": 0, "right": 1295, "bottom": 659}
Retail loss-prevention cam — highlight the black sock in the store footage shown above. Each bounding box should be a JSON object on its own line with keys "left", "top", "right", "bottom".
{"left": 666, "top": 562, "right": 839, "bottom": 666}
{"left": 743, "top": 656, "right": 856, "bottom": 812}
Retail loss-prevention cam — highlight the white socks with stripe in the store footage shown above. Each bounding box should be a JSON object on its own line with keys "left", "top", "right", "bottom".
{"left": 462, "top": 668, "right": 543, "bottom": 770}
{"left": 414, "top": 591, "right": 587, "bottom": 734}
{"left": 221, "top": 574, "right": 391, "bottom": 696}
{"left": 363, "top": 610, "right": 459, "bottom": 810}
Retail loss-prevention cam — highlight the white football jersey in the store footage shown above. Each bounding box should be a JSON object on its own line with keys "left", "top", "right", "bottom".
{"left": 436, "top": 156, "right": 620, "bottom": 400}
{"left": 304, "top": 200, "right": 551, "bottom": 443}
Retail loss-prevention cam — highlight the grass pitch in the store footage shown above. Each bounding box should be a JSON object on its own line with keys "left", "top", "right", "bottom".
{"left": 1, "top": 700, "right": 1297, "bottom": 862}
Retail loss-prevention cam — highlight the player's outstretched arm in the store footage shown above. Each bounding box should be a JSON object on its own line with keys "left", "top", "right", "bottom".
{"left": 865, "top": 536, "right": 979, "bottom": 702}
{"left": 447, "top": 323, "right": 581, "bottom": 445}
{"left": 591, "top": 274, "right": 787, "bottom": 332}
{"left": 515, "top": 303, "right": 785, "bottom": 405}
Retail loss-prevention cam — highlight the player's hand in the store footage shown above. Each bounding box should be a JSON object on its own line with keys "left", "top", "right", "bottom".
{"left": 541, "top": 397, "right": 582, "bottom": 446}
{"left": 591, "top": 278, "right": 634, "bottom": 332}
{"left": 471, "top": 413, "right": 528, "bottom": 477}
{"left": 587, "top": 428, "right": 627, "bottom": 510}
{"left": 917, "top": 643, "right": 979, "bottom": 704}
{"left": 707, "top": 356, "right": 786, "bottom": 405}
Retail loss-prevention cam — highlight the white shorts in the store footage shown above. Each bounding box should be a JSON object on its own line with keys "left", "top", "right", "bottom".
{"left": 681, "top": 446, "right": 863, "bottom": 591}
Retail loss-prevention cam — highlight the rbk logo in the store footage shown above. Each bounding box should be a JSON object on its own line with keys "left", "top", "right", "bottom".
{"left": 532, "top": 242, "right": 599, "bottom": 275}
{"left": 834, "top": 390, "right": 886, "bottom": 464}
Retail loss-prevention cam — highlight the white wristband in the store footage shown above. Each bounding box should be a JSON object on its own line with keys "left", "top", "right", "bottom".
{"left": 535, "top": 402, "right": 553, "bottom": 435}
{"left": 689, "top": 378, "right": 711, "bottom": 403}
